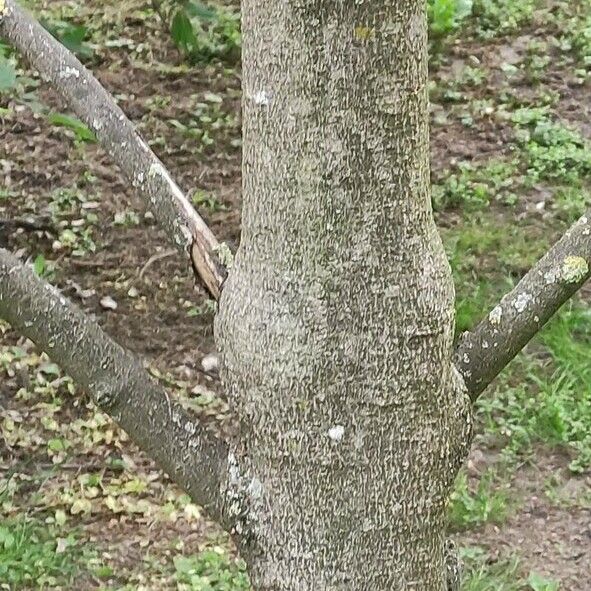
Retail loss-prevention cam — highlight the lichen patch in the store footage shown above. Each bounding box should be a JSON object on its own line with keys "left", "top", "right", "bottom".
{"left": 488, "top": 305, "right": 503, "bottom": 325}
{"left": 513, "top": 293, "right": 532, "bottom": 313}
{"left": 561, "top": 256, "right": 589, "bottom": 284}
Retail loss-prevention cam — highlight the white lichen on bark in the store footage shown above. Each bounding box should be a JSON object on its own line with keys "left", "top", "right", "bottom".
{"left": 488, "top": 305, "right": 503, "bottom": 325}
{"left": 513, "top": 292, "right": 532, "bottom": 313}
{"left": 214, "top": 243, "right": 235, "bottom": 270}
{"left": 456, "top": 209, "right": 591, "bottom": 398}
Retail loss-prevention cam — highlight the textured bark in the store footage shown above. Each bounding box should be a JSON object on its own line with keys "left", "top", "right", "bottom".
{"left": 216, "top": 2, "right": 473, "bottom": 589}
{"left": 456, "top": 211, "right": 591, "bottom": 399}
{"left": 0, "top": 0, "right": 226, "bottom": 299}
{"left": 0, "top": 248, "right": 230, "bottom": 525}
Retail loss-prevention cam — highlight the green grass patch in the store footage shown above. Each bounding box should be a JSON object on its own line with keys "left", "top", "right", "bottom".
{"left": 433, "top": 159, "right": 518, "bottom": 212}
{"left": 442, "top": 216, "right": 549, "bottom": 331}
{"left": 428, "top": 0, "right": 473, "bottom": 38}
{"left": 0, "top": 516, "right": 93, "bottom": 589}
{"left": 449, "top": 470, "right": 511, "bottom": 530}
{"left": 511, "top": 107, "right": 591, "bottom": 185}
{"left": 461, "top": 547, "right": 560, "bottom": 590}
{"left": 173, "top": 547, "right": 250, "bottom": 590}
{"left": 476, "top": 303, "right": 591, "bottom": 473}
{"left": 433, "top": 107, "right": 591, "bottom": 218}
{"left": 471, "top": 0, "right": 542, "bottom": 38}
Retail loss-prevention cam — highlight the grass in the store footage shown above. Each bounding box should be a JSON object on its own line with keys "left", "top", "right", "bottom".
{"left": 0, "top": 509, "right": 248, "bottom": 591}
{"left": 449, "top": 470, "right": 511, "bottom": 530}
{"left": 173, "top": 549, "right": 250, "bottom": 590}
{"left": 433, "top": 159, "right": 519, "bottom": 211}
{"left": 471, "top": 0, "right": 542, "bottom": 38}
{"left": 428, "top": 0, "right": 544, "bottom": 43}
{"left": 433, "top": 107, "right": 591, "bottom": 218}
{"left": 511, "top": 107, "right": 591, "bottom": 185}
{"left": 438, "top": 5, "right": 591, "bottom": 542}
{"left": 0, "top": 515, "right": 94, "bottom": 589}
{"left": 461, "top": 547, "right": 560, "bottom": 590}
{"left": 442, "top": 215, "right": 549, "bottom": 332}
{"left": 473, "top": 303, "right": 591, "bottom": 473}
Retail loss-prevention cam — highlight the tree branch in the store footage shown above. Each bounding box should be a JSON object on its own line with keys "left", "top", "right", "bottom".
{"left": 0, "top": 247, "right": 230, "bottom": 525}
{"left": 455, "top": 212, "right": 591, "bottom": 400}
{"left": 0, "top": 0, "right": 227, "bottom": 299}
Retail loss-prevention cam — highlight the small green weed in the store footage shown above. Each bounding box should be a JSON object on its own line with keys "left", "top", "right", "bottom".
{"left": 0, "top": 517, "right": 89, "bottom": 589}
{"left": 159, "top": 1, "right": 241, "bottom": 63}
{"left": 461, "top": 547, "right": 560, "bottom": 590}
{"left": 33, "top": 254, "right": 56, "bottom": 281}
{"left": 0, "top": 41, "right": 17, "bottom": 92}
{"left": 431, "top": 105, "right": 591, "bottom": 221}
{"left": 552, "top": 187, "right": 590, "bottom": 223}
{"left": 49, "top": 187, "right": 98, "bottom": 256}
{"left": 428, "top": 0, "right": 473, "bottom": 37}
{"left": 113, "top": 210, "right": 141, "bottom": 227}
{"left": 168, "top": 93, "right": 237, "bottom": 152}
{"left": 173, "top": 547, "right": 250, "bottom": 590}
{"left": 433, "top": 159, "right": 518, "bottom": 211}
{"left": 192, "top": 189, "right": 227, "bottom": 213}
{"left": 558, "top": 9, "right": 591, "bottom": 73}
{"left": 47, "top": 113, "right": 96, "bottom": 144}
{"left": 471, "top": 0, "right": 541, "bottom": 38}
{"left": 0, "top": 41, "right": 41, "bottom": 105}
{"left": 186, "top": 299, "right": 216, "bottom": 317}
{"left": 543, "top": 472, "right": 591, "bottom": 508}
{"left": 511, "top": 107, "right": 591, "bottom": 185}
{"left": 461, "top": 547, "right": 522, "bottom": 590}
{"left": 40, "top": 19, "right": 95, "bottom": 61}
{"left": 526, "top": 572, "right": 560, "bottom": 591}
{"left": 449, "top": 470, "right": 511, "bottom": 530}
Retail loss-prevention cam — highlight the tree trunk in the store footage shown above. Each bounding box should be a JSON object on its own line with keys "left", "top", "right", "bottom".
{"left": 216, "top": 1, "right": 472, "bottom": 589}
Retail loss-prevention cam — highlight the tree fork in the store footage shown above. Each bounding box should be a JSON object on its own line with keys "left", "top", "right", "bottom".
{"left": 4, "top": 0, "right": 591, "bottom": 400}
{"left": 1, "top": 0, "right": 591, "bottom": 587}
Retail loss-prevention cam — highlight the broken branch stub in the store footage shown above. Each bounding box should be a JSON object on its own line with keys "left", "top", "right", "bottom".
{"left": 0, "top": 0, "right": 227, "bottom": 298}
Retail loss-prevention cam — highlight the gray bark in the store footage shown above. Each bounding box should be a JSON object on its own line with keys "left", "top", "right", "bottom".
{"left": 0, "top": 0, "right": 227, "bottom": 299}
{"left": 0, "top": 248, "right": 230, "bottom": 526}
{"left": 215, "top": 2, "right": 473, "bottom": 589}
{"left": 455, "top": 211, "right": 591, "bottom": 399}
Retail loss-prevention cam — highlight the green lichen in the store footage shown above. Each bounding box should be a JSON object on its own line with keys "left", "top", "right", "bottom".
{"left": 215, "top": 242, "right": 234, "bottom": 270}
{"left": 354, "top": 26, "right": 374, "bottom": 41}
{"left": 561, "top": 255, "right": 589, "bottom": 284}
